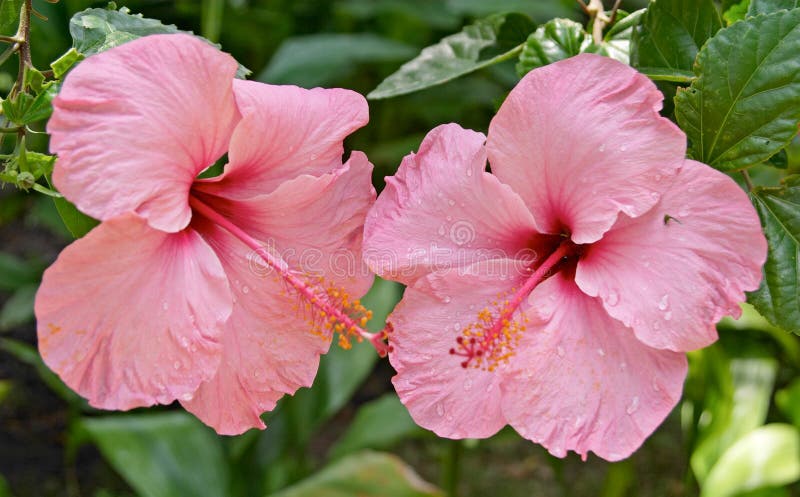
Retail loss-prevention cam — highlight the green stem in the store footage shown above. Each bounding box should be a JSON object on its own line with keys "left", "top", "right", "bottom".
{"left": 441, "top": 440, "right": 462, "bottom": 497}
{"left": 10, "top": 0, "right": 32, "bottom": 99}
{"left": 741, "top": 170, "right": 755, "bottom": 191}
{"left": 201, "top": 0, "right": 225, "bottom": 43}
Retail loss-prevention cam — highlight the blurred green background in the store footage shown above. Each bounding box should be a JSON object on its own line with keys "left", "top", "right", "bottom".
{"left": 3, "top": 1, "right": 800, "bottom": 496}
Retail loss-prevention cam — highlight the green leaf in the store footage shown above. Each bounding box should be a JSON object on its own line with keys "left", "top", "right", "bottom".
{"left": 748, "top": 0, "right": 800, "bottom": 16}
{"left": 0, "top": 252, "right": 42, "bottom": 291}
{"left": 0, "top": 84, "right": 57, "bottom": 125}
{"left": 51, "top": 48, "right": 85, "bottom": 80}
{"left": 368, "top": 13, "right": 535, "bottom": 99}
{"left": 701, "top": 424, "right": 800, "bottom": 497}
{"left": 445, "top": 0, "right": 573, "bottom": 21}
{"left": 268, "top": 451, "right": 443, "bottom": 497}
{"left": 691, "top": 354, "right": 778, "bottom": 483}
{"left": 724, "top": 0, "right": 751, "bottom": 25}
{"left": 0, "top": 283, "right": 36, "bottom": 331}
{"left": 328, "top": 394, "right": 424, "bottom": 459}
{"left": 69, "top": 7, "right": 251, "bottom": 78}
{"left": 82, "top": 412, "right": 230, "bottom": 497}
{"left": 516, "top": 19, "right": 589, "bottom": 76}
{"left": 776, "top": 378, "right": 800, "bottom": 427}
{"left": 259, "top": 34, "right": 416, "bottom": 87}
{"left": 516, "top": 11, "right": 645, "bottom": 77}
{"left": 0, "top": 0, "right": 21, "bottom": 36}
{"left": 44, "top": 174, "right": 98, "bottom": 239}
{"left": 767, "top": 148, "right": 789, "bottom": 169}
{"left": 748, "top": 180, "right": 800, "bottom": 333}
{"left": 675, "top": 9, "right": 800, "bottom": 171}
{"left": 631, "top": 0, "right": 722, "bottom": 73}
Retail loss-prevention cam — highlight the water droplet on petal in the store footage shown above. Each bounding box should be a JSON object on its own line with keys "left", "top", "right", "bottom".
{"left": 620, "top": 145, "right": 628, "bottom": 152}
{"left": 626, "top": 396, "right": 640, "bottom": 415}
{"left": 463, "top": 378, "right": 473, "bottom": 391}
{"left": 599, "top": 143, "right": 606, "bottom": 152}
{"left": 447, "top": 199, "right": 456, "bottom": 207}
{"left": 242, "top": 285, "right": 250, "bottom": 294}
{"left": 437, "top": 225, "right": 446, "bottom": 236}
{"left": 466, "top": 168, "right": 473, "bottom": 177}
{"left": 664, "top": 310, "right": 672, "bottom": 321}
{"left": 652, "top": 321, "right": 661, "bottom": 331}
{"left": 597, "top": 348, "right": 606, "bottom": 357}
{"left": 658, "top": 294, "right": 670, "bottom": 311}
{"left": 606, "top": 290, "right": 619, "bottom": 306}
{"left": 173, "top": 361, "right": 181, "bottom": 370}
{"left": 443, "top": 296, "right": 452, "bottom": 304}
{"left": 435, "top": 402, "right": 445, "bottom": 417}
{"left": 557, "top": 346, "right": 565, "bottom": 358}
{"left": 654, "top": 173, "right": 662, "bottom": 182}
{"left": 162, "top": 301, "right": 169, "bottom": 311}
{"left": 180, "top": 392, "right": 194, "bottom": 401}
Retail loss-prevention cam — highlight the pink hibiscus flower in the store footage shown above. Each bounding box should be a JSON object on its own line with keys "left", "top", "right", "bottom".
{"left": 35, "top": 34, "right": 381, "bottom": 435}
{"left": 363, "top": 54, "right": 767, "bottom": 460}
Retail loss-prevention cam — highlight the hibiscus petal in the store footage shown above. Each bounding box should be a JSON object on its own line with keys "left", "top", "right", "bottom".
{"left": 388, "top": 260, "right": 528, "bottom": 439}
{"left": 35, "top": 214, "right": 230, "bottom": 410}
{"left": 574, "top": 160, "right": 767, "bottom": 351}
{"left": 201, "top": 81, "right": 368, "bottom": 198}
{"left": 363, "top": 123, "right": 540, "bottom": 287}
{"left": 181, "top": 220, "right": 330, "bottom": 435}
{"left": 48, "top": 34, "right": 239, "bottom": 232}
{"left": 486, "top": 53, "right": 686, "bottom": 244}
{"left": 195, "top": 151, "right": 376, "bottom": 297}
{"left": 502, "top": 273, "right": 687, "bottom": 461}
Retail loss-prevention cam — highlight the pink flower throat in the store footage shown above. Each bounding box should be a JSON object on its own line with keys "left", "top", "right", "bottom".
{"left": 188, "top": 193, "right": 390, "bottom": 356}
{"left": 450, "top": 238, "right": 580, "bottom": 371}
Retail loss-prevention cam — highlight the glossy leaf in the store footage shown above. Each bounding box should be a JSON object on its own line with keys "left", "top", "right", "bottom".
{"left": 69, "top": 7, "right": 250, "bottom": 78}
{"left": 259, "top": 34, "right": 415, "bottom": 87}
{"left": 674, "top": 9, "right": 800, "bottom": 170}
{"left": 517, "top": 11, "right": 644, "bottom": 76}
{"left": 516, "top": 19, "right": 589, "bottom": 76}
{"left": 368, "top": 13, "right": 534, "bottom": 99}
{"left": 82, "top": 412, "right": 229, "bottom": 497}
{"left": 749, "top": 0, "right": 800, "bottom": 16}
{"left": 328, "top": 394, "right": 425, "bottom": 459}
{"left": 701, "top": 424, "right": 800, "bottom": 497}
{"left": 268, "top": 451, "right": 443, "bottom": 497}
{"left": 631, "top": 0, "right": 722, "bottom": 73}
{"left": 748, "top": 178, "right": 800, "bottom": 334}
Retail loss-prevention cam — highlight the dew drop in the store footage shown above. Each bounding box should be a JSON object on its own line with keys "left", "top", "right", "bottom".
{"left": 446, "top": 215, "right": 453, "bottom": 222}
{"left": 180, "top": 337, "right": 189, "bottom": 348}
{"left": 664, "top": 310, "right": 672, "bottom": 321}
{"left": 658, "top": 294, "right": 670, "bottom": 311}
{"left": 626, "top": 396, "right": 640, "bottom": 415}
{"left": 652, "top": 321, "right": 661, "bottom": 331}
{"left": 619, "top": 362, "right": 627, "bottom": 371}
{"left": 447, "top": 199, "right": 456, "bottom": 207}
{"left": 599, "top": 143, "right": 606, "bottom": 152}
{"left": 161, "top": 301, "right": 169, "bottom": 311}
{"left": 679, "top": 208, "right": 690, "bottom": 217}
{"left": 597, "top": 348, "right": 606, "bottom": 357}
{"left": 652, "top": 379, "right": 661, "bottom": 392}
{"left": 435, "top": 402, "right": 445, "bottom": 417}
{"left": 620, "top": 145, "right": 628, "bottom": 152}
{"left": 310, "top": 153, "right": 318, "bottom": 161}
{"left": 253, "top": 370, "right": 261, "bottom": 378}
{"left": 557, "top": 346, "right": 565, "bottom": 358}
{"left": 606, "top": 290, "right": 620, "bottom": 306}
{"left": 654, "top": 173, "right": 662, "bottom": 182}
{"left": 443, "top": 296, "right": 452, "bottom": 304}
{"left": 463, "top": 378, "right": 473, "bottom": 391}
{"left": 437, "top": 225, "right": 446, "bottom": 236}
{"left": 242, "top": 285, "right": 250, "bottom": 294}
{"left": 180, "top": 392, "right": 194, "bottom": 401}
{"left": 466, "top": 168, "right": 473, "bottom": 177}
{"left": 650, "top": 191, "right": 659, "bottom": 201}
{"left": 173, "top": 361, "right": 181, "bottom": 370}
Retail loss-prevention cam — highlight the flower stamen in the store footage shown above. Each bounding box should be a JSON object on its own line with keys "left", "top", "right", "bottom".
{"left": 451, "top": 239, "right": 577, "bottom": 370}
